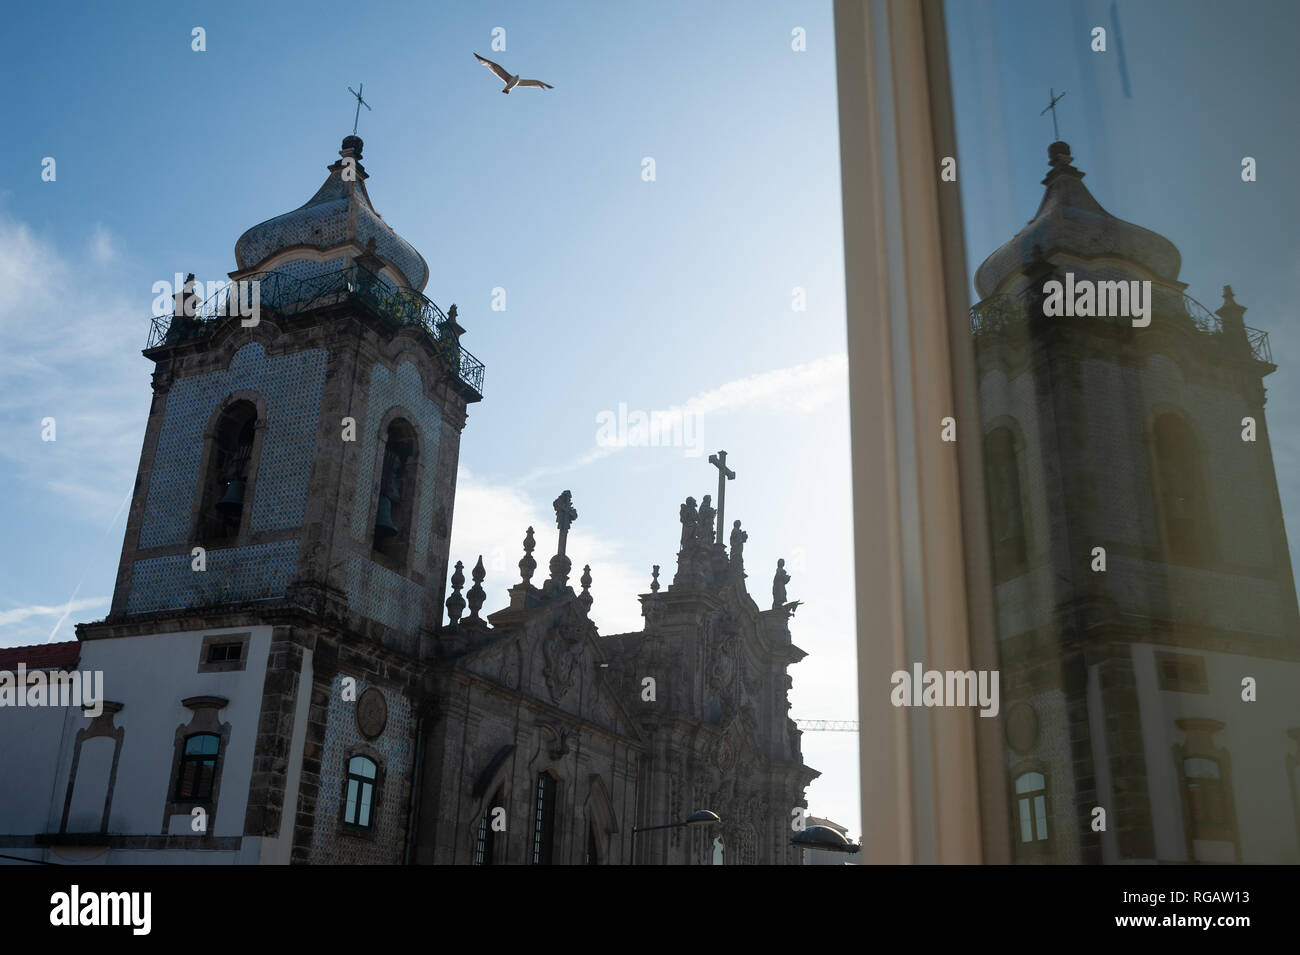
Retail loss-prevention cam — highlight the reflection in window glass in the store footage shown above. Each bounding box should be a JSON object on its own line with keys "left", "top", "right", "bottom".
{"left": 944, "top": 0, "right": 1300, "bottom": 864}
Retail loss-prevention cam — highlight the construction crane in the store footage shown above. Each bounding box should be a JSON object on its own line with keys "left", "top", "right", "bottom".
{"left": 794, "top": 719, "right": 859, "bottom": 732}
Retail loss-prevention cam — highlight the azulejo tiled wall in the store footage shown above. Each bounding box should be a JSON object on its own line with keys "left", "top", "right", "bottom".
{"left": 344, "top": 555, "right": 424, "bottom": 634}
{"left": 348, "top": 360, "right": 443, "bottom": 568}
{"left": 126, "top": 540, "right": 300, "bottom": 614}
{"left": 311, "top": 675, "right": 412, "bottom": 864}
{"left": 139, "top": 343, "right": 327, "bottom": 548}
{"left": 265, "top": 255, "right": 345, "bottom": 285}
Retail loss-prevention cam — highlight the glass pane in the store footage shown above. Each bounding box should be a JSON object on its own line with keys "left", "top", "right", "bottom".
{"left": 345, "top": 779, "right": 358, "bottom": 824}
{"left": 1015, "top": 772, "right": 1044, "bottom": 794}
{"left": 359, "top": 784, "right": 372, "bottom": 828}
{"left": 1018, "top": 798, "right": 1033, "bottom": 844}
{"left": 944, "top": 0, "right": 1300, "bottom": 865}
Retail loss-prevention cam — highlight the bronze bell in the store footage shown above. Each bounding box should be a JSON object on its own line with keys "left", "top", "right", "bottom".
{"left": 216, "top": 479, "right": 246, "bottom": 515}
{"left": 374, "top": 494, "right": 399, "bottom": 538}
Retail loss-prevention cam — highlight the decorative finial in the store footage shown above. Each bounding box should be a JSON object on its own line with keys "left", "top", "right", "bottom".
{"left": 553, "top": 490, "right": 577, "bottom": 542}
{"left": 518, "top": 526, "right": 537, "bottom": 583}
{"left": 467, "top": 556, "right": 487, "bottom": 620}
{"left": 446, "top": 560, "right": 466, "bottom": 626}
{"left": 772, "top": 557, "right": 790, "bottom": 610}
{"left": 650, "top": 564, "right": 660, "bottom": 593}
{"left": 1223, "top": 285, "right": 1237, "bottom": 305}
{"left": 548, "top": 491, "right": 577, "bottom": 590}
{"left": 579, "top": 564, "right": 593, "bottom": 612}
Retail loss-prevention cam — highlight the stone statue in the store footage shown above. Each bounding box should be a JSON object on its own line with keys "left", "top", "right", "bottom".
{"left": 729, "top": 520, "right": 747, "bottom": 561}
{"left": 772, "top": 558, "right": 790, "bottom": 610}
{"left": 698, "top": 495, "right": 716, "bottom": 545}
{"left": 679, "top": 496, "right": 698, "bottom": 547}
{"left": 553, "top": 489, "right": 577, "bottom": 534}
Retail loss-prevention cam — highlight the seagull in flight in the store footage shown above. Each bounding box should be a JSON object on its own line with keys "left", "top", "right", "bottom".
{"left": 474, "top": 53, "right": 554, "bottom": 94}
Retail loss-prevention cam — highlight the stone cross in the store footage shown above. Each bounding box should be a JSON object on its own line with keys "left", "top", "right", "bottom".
{"left": 707, "top": 450, "right": 735, "bottom": 546}
{"left": 348, "top": 83, "right": 371, "bottom": 136}
{"left": 1040, "top": 87, "right": 1067, "bottom": 141}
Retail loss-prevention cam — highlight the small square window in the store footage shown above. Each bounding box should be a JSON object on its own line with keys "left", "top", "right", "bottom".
{"left": 207, "top": 642, "right": 242, "bottom": 664}
{"left": 198, "top": 633, "right": 250, "bottom": 673}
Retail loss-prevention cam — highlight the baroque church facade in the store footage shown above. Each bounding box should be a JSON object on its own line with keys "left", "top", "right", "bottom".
{"left": 0, "top": 135, "right": 815, "bottom": 865}
{"left": 972, "top": 141, "right": 1300, "bottom": 863}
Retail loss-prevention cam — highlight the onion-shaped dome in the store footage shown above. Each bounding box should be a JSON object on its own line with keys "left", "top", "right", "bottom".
{"left": 234, "top": 135, "right": 429, "bottom": 292}
{"left": 974, "top": 142, "right": 1181, "bottom": 300}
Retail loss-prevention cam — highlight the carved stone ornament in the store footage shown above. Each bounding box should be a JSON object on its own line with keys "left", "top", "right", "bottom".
{"left": 543, "top": 628, "right": 585, "bottom": 703}
{"left": 356, "top": 686, "right": 388, "bottom": 739}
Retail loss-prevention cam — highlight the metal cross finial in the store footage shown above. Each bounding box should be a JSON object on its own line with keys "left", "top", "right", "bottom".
{"left": 348, "top": 83, "right": 371, "bottom": 136}
{"left": 1040, "top": 87, "right": 1067, "bottom": 141}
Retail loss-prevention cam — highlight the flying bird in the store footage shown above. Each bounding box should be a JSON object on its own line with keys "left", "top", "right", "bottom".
{"left": 474, "top": 53, "right": 554, "bottom": 94}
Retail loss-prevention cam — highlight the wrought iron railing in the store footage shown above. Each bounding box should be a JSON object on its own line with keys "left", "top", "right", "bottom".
{"left": 969, "top": 289, "right": 1272, "bottom": 364}
{"left": 146, "top": 265, "right": 485, "bottom": 396}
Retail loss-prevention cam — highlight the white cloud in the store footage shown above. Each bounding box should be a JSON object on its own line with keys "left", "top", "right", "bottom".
{"left": 449, "top": 469, "right": 648, "bottom": 636}
{"left": 0, "top": 217, "right": 149, "bottom": 517}
{"left": 517, "top": 353, "right": 848, "bottom": 485}
{"left": 0, "top": 597, "right": 108, "bottom": 646}
{"left": 89, "top": 224, "right": 118, "bottom": 266}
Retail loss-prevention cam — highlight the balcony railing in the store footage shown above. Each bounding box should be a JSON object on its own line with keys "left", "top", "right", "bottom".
{"left": 146, "top": 265, "right": 485, "bottom": 397}
{"left": 969, "top": 289, "right": 1272, "bottom": 364}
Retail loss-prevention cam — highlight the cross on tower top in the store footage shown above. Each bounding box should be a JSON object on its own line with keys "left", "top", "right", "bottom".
{"left": 348, "top": 83, "right": 371, "bottom": 136}
{"left": 708, "top": 451, "right": 736, "bottom": 548}
{"left": 1040, "top": 87, "right": 1067, "bottom": 141}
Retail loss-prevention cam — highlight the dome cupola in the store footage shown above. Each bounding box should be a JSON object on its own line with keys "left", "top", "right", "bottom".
{"left": 974, "top": 142, "right": 1181, "bottom": 301}
{"left": 233, "top": 136, "right": 430, "bottom": 292}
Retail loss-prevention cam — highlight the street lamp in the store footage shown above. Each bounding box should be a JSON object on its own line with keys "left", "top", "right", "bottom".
{"left": 791, "top": 824, "right": 862, "bottom": 857}
{"left": 630, "top": 809, "right": 721, "bottom": 863}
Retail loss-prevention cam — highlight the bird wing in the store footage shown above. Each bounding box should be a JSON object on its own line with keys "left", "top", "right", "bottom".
{"left": 516, "top": 79, "right": 554, "bottom": 89}
{"left": 474, "top": 53, "right": 512, "bottom": 83}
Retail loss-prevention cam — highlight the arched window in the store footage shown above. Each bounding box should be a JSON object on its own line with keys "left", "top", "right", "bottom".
{"left": 474, "top": 791, "right": 501, "bottom": 866}
{"left": 984, "top": 427, "right": 1027, "bottom": 579}
{"left": 372, "top": 419, "right": 417, "bottom": 566}
{"left": 584, "top": 819, "right": 600, "bottom": 865}
{"left": 175, "top": 733, "right": 221, "bottom": 801}
{"left": 199, "top": 401, "right": 258, "bottom": 544}
{"left": 1014, "top": 771, "right": 1049, "bottom": 844}
{"left": 1152, "top": 413, "right": 1206, "bottom": 565}
{"left": 343, "top": 755, "right": 378, "bottom": 829}
{"left": 532, "top": 772, "right": 557, "bottom": 865}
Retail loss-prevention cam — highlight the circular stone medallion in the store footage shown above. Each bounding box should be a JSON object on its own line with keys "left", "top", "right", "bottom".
{"left": 1004, "top": 701, "right": 1039, "bottom": 755}
{"left": 356, "top": 687, "right": 388, "bottom": 739}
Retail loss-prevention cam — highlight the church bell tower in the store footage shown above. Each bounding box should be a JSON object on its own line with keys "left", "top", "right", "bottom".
{"left": 106, "top": 134, "right": 483, "bottom": 656}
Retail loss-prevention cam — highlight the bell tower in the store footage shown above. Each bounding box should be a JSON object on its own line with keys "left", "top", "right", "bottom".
{"left": 106, "top": 135, "right": 484, "bottom": 656}
{"left": 971, "top": 142, "right": 1299, "bottom": 863}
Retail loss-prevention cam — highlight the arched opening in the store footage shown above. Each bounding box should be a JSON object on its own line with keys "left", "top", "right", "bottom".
{"left": 531, "top": 771, "right": 558, "bottom": 865}
{"left": 984, "top": 426, "right": 1027, "bottom": 580}
{"left": 343, "top": 754, "right": 379, "bottom": 830}
{"left": 372, "top": 418, "right": 417, "bottom": 567}
{"left": 1152, "top": 413, "right": 1207, "bottom": 565}
{"left": 474, "top": 789, "right": 502, "bottom": 866}
{"left": 199, "top": 401, "right": 258, "bottom": 545}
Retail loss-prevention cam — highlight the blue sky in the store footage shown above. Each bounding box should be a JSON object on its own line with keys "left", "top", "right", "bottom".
{"left": 0, "top": 2, "right": 859, "bottom": 834}
{"left": 947, "top": 0, "right": 1300, "bottom": 592}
